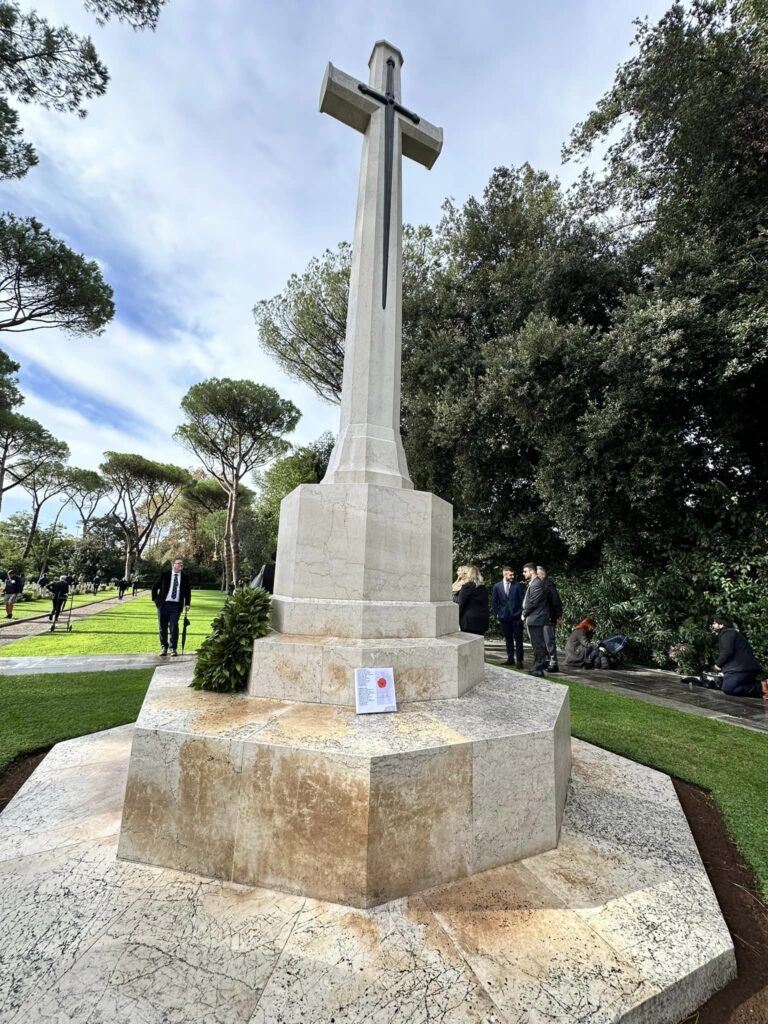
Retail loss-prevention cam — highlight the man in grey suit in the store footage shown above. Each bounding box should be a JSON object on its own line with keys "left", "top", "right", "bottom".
{"left": 522, "top": 562, "right": 549, "bottom": 677}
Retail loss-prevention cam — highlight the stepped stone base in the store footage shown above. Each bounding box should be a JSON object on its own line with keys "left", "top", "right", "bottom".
{"left": 1, "top": 705, "right": 735, "bottom": 1023}
{"left": 117, "top": 664, "right": 569, "bottom": 907}
{"left": 271, "top": 595, "right": 459, "bottom": 639}
{"left": 248, "top": 630, "right": 484, "bottom": 703}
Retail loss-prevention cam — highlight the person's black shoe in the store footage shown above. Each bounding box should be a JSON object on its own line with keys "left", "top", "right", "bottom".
{"left": 48, "top": 614, "right": 53, "bottom": 621}
{"left": 160, "top": 648, "right": 168, "bottom": 657}
{"left": 171, "top": 650, "right": 178, "bottom": 658}
{"left": 502, "top": 659, "right": 514, "bottom": 666}
{"left": 530, "top": 668, "right": 544, "bottom": 677}
{"left": 515, "top": 660, "right": 524, "bottom": 669}
{"left": 548, "top": 663, "right": 560, "bottom": 673}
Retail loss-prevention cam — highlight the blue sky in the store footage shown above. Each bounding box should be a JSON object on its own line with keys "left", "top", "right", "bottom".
{"left": 0, "top": 0, "right": 671, "bottom": 524}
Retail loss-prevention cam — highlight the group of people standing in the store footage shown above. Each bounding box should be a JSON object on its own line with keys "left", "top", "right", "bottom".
{"left": 452, "top": 562, "right": 562, "bottom": 677}
{"left": 451, "top": 562, "right": 768, "bottom": 701}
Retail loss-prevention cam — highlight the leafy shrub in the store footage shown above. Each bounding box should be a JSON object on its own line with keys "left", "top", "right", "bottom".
{"left": 556, "top": 534, "right": 768, "bottom": 671}
{"left": 190, "top": 587, "right": 271, "bottom": 692}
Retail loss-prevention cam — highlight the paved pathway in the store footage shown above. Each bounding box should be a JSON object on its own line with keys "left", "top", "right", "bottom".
{"left": 0, "top": 594, "right": 142, "bottom": 650}
{"left": 0, "top": 653, "right": 192, "bottom": 675}
{"left": 486, "top": 641, "right": 768, "bottom": 735}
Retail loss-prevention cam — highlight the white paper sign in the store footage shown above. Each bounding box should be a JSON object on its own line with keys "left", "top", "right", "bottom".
{"left": 354, "top": 667, "right": 397, "bottom": 714}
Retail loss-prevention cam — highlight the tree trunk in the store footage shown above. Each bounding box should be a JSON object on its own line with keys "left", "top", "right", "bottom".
{"left": 22, "top": 503, "right": 41, "bottom": 560}
{"left": 0, "top": 448, "right": 7, "bottom": 515}
{"left": 124, "top": 536, "right": 134, "bottom": 580}
{"left": 228, "top": 489, "right": 240, "bottom": 587}
{"left": 222, "top": 494, "right": 233, "bottom": 590}
{"left": 41, "top": 504, "right": 65, "bottom": 574}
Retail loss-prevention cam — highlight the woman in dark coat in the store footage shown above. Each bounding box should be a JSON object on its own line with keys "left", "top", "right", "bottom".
{"left": 455, "top": 565, "right": 490, "bottom": 636}
{"left": 565, "top": 618, "right": 598, "bottom": 668}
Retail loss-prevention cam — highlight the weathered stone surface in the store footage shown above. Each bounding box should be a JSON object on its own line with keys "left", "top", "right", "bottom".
{"left": 0, "top": 724, "right": 735, "bottom": 1023}
{"left": 318, "top": 42, "right": 441, "bottom": 491}
{"left": 119, "top": 663, "right": 569, "bottom": 906}
{"left": 273, "top": 483, "right": 452, "bottom": 605}
{"left": 248, "top": 631, "right": 484, "bottom": 704}
{"left": 270, "top": 595, "right": 459, "bottom": 638}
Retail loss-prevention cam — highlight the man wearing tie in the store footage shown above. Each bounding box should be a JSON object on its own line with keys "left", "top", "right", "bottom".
{"left": 152, "top": 557, "right": 192, "bottom": 657}
{"left": 491, "top": 566, "right": 524, "bottom": 667}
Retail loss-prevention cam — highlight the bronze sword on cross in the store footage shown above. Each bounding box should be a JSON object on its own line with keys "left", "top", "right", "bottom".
{"left": 357, "top": 58, "right": 421, "bottom": 308}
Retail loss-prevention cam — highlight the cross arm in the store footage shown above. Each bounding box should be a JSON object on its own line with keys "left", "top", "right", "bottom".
{"left": 319, "top": 63, "right": 379, "bottom": 134}
{"left": 401, "top": 115, "right": 443, "bottom": 170}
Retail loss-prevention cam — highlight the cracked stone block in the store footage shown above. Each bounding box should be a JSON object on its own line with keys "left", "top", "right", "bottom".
{"left": 118, "top": 665, "right": 570, "bottom": 907}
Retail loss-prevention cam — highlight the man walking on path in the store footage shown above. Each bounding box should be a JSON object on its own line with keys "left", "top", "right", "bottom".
{"left": 47, "top": 576, "right": 69, "bottom": 622}
{"left": 3, "top": 571, "right": 23, "bottom": 619}
{"left": 537, "top": 566, "right": 563, "bottom": 673}
{"left": 151, "top": 558, "right": 192, "bottom": 658}
{"left": 522, "top": 562, "right": 549, "bottom": 677}
{"left": 492, "top": 566, "right": 524, "bottom": 667}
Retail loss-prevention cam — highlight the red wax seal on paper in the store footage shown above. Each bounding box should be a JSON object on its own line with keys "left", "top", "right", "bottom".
{"left": 377, "top": 677, "right": 388, "bottom": 688}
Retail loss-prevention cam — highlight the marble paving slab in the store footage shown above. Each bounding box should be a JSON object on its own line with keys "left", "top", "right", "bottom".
{"left": 0, "top": 724, "right": 734, "bottom": 1023}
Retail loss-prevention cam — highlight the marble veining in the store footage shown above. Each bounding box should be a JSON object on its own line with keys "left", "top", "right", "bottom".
{"left": 118, "top": 665, "right": 571, "bottom": 904}
{"left": 0, "top": 725, "right": 734, "bottom": 1023}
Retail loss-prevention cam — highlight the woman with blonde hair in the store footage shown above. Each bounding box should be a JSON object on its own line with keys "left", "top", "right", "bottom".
{"left": 454, "top": 564, "right": 490, "bottom": 636}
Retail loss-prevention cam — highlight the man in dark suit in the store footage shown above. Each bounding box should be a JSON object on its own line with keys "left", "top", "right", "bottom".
{"left": 537, "top": 565, "right": 563, "bottom": 672}
{"left": 47, "top": 575, "right": 70, "bottom": 622}
{"left": 151, "top": 557, "right": 192, "bottom": 657}
{"left": 522, "top": 561, "right": 549, "bottom": 677}
{"left": 492, "top": 566, "right": 524, "bottom": 667}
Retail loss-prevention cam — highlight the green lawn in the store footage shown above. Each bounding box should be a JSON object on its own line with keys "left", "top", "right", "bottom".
{"left": 0, "top": 669, "right": 154, "bottom": 772}
{"left": 5, "top": 588, "right": 120, "bottom": 621}
{"left": 498, "top": 663, "right": 768, "bottom": 898}
{"left": 0, "top": 590, "right": 226, "bottom": 657}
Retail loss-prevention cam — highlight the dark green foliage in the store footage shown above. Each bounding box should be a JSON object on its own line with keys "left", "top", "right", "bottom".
{"left": 0, "top": 215, "right": 114, "bottom": 333}
{"left": 83, "top": 0, "right": 167, "bottom": 29}
{"left": 250, "top": 432, "right": 335, "bottom": 559}
{"left": 255, "top": 244, "right": 349, "bottom": 403}
{"left": 176, "top": 561, "right": 219, "bottom": 589}
{"left": 0, "top": 347, "right": 20, "bottom": 410}
{"left": 254, "top": 1, "right": 768, "bottom": 668}
{"left": 100, "top": 452, "right": 190, "bottom": 576}
{"left": 191, "top": 586, "right": 271, "bottom": 692}
{"left": 175, "top": 378, "right": 301, "bottom": 587}
{"left": 0, "top": 0, "right": 166, "bottom": 180}
{"left": 0, "top": 0, "right": 164, "bottom": 340}
{"left": 0, "top": 410, "right": 65, "bottom": 512}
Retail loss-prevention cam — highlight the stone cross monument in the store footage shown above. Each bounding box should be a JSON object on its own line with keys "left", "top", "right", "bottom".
{"left": 118, "top": 44, "right": 570, "bottom": 912}
{"left": 247, "top": 41, "right": 483, "bottom": 705}
{"left": 320, "top": 41, "right": 442, "bottom": 490}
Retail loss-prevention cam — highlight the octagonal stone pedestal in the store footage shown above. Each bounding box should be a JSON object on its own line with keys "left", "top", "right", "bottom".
{"left": 118, "top": 665, "right": 570, "bottom": 908}
{"left": 248, "top": 630, "right": 484, "bottom": 704}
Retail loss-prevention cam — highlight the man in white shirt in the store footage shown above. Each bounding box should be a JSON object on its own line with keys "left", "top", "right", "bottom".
{"left": 151, "top": 558, "right": 192, "bottom": 657}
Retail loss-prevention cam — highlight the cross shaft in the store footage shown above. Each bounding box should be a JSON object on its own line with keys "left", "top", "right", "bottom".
{"left": 318, "top": 41, "right": 442, "bottom": 490}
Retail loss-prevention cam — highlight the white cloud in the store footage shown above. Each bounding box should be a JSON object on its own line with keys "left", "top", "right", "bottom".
{"left": 0, "top": 0, "right": 670, "bottom": 518}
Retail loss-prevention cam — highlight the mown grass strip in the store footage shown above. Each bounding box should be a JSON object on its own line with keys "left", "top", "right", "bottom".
{"left": 500, "top": 665, "right": 768, "bottom": 897}
{"left": 0, "top": 669, "right": 154, "bottom": 772}
{"left": 0, "top": 591, "right": 226, "bottom": 657}
{"left": 3, "top": 588, "right": 121, "bottom": 621}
